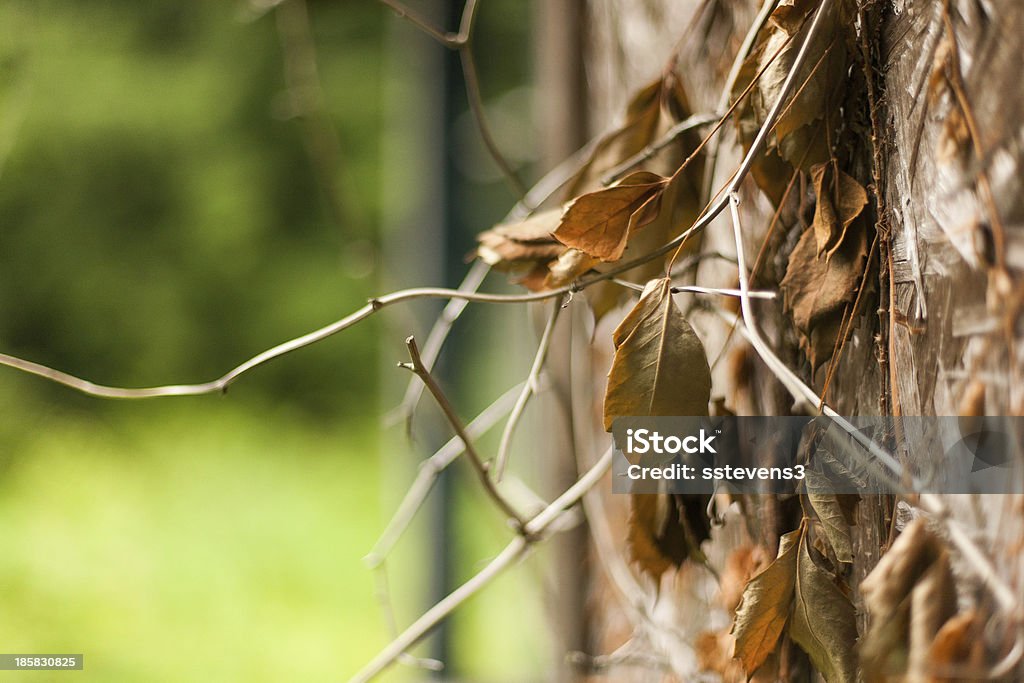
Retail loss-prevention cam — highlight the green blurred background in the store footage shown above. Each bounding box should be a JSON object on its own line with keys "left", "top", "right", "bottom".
{"left": 0, "top": 1, "right": 547, "bottom": 680}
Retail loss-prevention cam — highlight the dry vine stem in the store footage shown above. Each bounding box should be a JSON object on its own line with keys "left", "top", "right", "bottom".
{"left": 493, "top": 296, "right": 563, "bottom": 481}
{"left": 348, "top": 446, "right": 614, "bottom": 683}
{"left": 365, "top": 381, "right": 523, "bottom": 567}
{"left": 398, "top": 335, "right": 526, "bottom": 529}
{"left": 376, "top": 0, "right": 525, "bottom": 198}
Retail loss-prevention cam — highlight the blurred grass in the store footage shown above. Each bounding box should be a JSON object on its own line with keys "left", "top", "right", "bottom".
{"left": 0, "top": 401, "right": 406, "bottom": 682}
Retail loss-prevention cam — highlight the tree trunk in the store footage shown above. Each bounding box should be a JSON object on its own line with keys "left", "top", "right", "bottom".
{"left": 567, "top": 0, "right": 1024, "bottom": 679}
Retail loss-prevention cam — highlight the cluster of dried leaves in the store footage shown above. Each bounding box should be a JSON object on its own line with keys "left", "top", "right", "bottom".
{"left": 861, "top": 519, "right": 991, "bottom": 681}
{"left": 472, "top": 1, "right": 996, "bottom": 681}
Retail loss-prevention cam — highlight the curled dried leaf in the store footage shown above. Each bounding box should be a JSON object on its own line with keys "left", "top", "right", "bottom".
{"left": 554, "top": 171, "right": 668, "bottom": 262}
{"left": 810, "top": 162, "right": 869, "bottom": 258}
{"left": 757, "top": 0, "right": 847, "bottom": 170}
{"left": 476, "top": 208, "right": 564, "bottom": 267}
{"left": 544, "top": 247, "right": 600, "bottom": 288}
{"left": 627, "top": 493, "right": 711, "bottom": 581}
{"left": 565, "top": 72, "right": 702, "bottom": 197}
{"left": 780, "top": 221, "right": 869, "bottom": 369}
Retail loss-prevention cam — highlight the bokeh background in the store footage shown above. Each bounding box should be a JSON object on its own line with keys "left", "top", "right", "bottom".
{"left": 0, "top": 1, "right": 551, "bottom": 680}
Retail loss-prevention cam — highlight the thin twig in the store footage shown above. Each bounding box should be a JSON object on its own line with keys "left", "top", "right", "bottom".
{"left": 370, "top": 563, "right": 444, "bottom": 672}
{"left": 348, "top": 445, "right": 613, "bottom": 683}
{"left": 377, "top": 0, "right": 524, "bottom": 198}
{"left": 398, "top": 335, "right": 526, "bottom": 528}
{"left": 456, "top": 0, "right": 526, "bottom": 199}
{"left": 599, "top": 112, "right": 721, "bottom": 185}
{"left": 701, "top": 0, "right": 779, "bottom": 201}
{"left": 459, "top": 47, "right": 526, "bottom": 198}
{"left": 611, "top": 278, "right": 775, "bottom": 299}
{"left": 387, "top": 260, "right": 490, "bottom": 430}
{"left": 493, "top": 297, "right": 563, "bottom": 481}
{"left": 353, "top": 536, "right": 530, "bottom": 683}
{"left": 367, "top": 382, "right": 523, "bottom": 567}
{"left": 376, "top": 0, "right": 461, "bottom": 47}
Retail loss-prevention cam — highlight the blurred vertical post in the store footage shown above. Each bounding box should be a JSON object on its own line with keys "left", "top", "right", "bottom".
{"left": 533, "top": 1, "right": 590, "bottom": 680}
{"left": 429, "top": 0, "right": 464, "bottom": 673}
{"left": 379, "top": 0, "right": 458, "bottom": 675}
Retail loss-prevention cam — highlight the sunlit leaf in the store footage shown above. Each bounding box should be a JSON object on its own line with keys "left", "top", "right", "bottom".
{"left": 603, "top": 277, "right": 711, "bottom": 430}
{"left": 554, "top": 172, "right": 668, "bottom": 261}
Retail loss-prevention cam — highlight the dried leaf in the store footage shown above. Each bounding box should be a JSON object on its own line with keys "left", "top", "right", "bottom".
{"left": 908, "top": 557, "right": 957, "bottom": 679}
{"left": 603, "top": 278, "right": 711, "bottom": 430}
{"left": 770, "top": 0, "right": 815, "bottom": 33}
{"left": 697, "top": 630, "right": 747, "bottom": 681}
{"left": 476, "top": 208, "right": 565, "bottom": 267}
{"left": 928, "top": 611, "right": 981, "bottom": 678}
{"left": 860, "top": 519, "right": 957, "bottom": 680}
{"left": 544, "top": 248, "right": 599, "bottom": 288}
{"left": 810, "top": 162, "right": 869, "bottom": 257}
{"left": 780, "top": 221, "right": 868, "bottom": 369}
{"left": 804, "top": 470, "right": 855, "bottom": 563}
{"left": 627, "top": 493, "right": 678, "bottom": 580}
{"left": 627, "top": 493, "right": 711, "bottom": 581}
{"left": 789, "top": 529, "right": 858, "bottom": 683}
{"left": 755, "top": 0, "right": 847, "bottom": 170}
{"left": 861, "top": 519, "right": 944, "bottom": 622}
{"left": 554, "top": 171, "right": 668, "bottom": 261}
{"left": 720, "top": 545, "right": 771, "bottom": 613}
{"left": 732, "top": 528, "right": 801, "bottom": 675}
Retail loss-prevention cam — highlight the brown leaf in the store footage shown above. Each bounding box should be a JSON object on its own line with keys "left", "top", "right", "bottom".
{"left": 860, "top": 519, "right": 958, "bottom": 680}
{"left": 780, "top": 221, "right": 868, "bottom": 369}
{"left": 908, "top": 557, "right": 957, "bottom": 679}
{"left": 810, "top": 162, "right": 868, "bottom": 258}
{"left": 804, "top": 470, "right": 856, "bottom": 564}
{"left": 696, "top": 630, "right": 747, "bottom": 682}
{"left": 861, "top": 519, "right": 945, "bottom": 623}
{"left": 770, "top": 0, "right": 815, "bottom": 34}
{"left": 756, "top": 0, "right": 847, "bottom": 170}
{"left": 720, "top": 545, "right": 771, "bottom": 613}
{"left": 732, "top": 528, "right": 801, "bottom": 676}
{"left": 789, "top": 527, "right": 858, "bottom": 683}
{"left": 928, "top": 611, "right": 981, "bottom": 680}
{"left": 544, "top": 248, "right": 599, "bottom": 288}
{"left": 627, "top": 493, "right": 677, "bottom": 580}
{"left": 554, "top": 171, "right": 668, "bottom": 261}
{"left": 603, "top": 277, "right": 711, "bottom": 430}
{"left": 627, "top": 493, "right": 711, "bottom": 581}
{"left": 476, "top": 208, "right": 564, "bottom": 267}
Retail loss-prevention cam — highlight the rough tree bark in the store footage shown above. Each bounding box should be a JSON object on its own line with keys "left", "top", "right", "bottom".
{"left": 558, "top": 0, "right": 1024, "bottom": 680}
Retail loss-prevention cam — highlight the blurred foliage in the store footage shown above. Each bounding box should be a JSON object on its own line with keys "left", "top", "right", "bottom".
{"left": 0, "top": 0, "right": 384, "bottom": 419}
